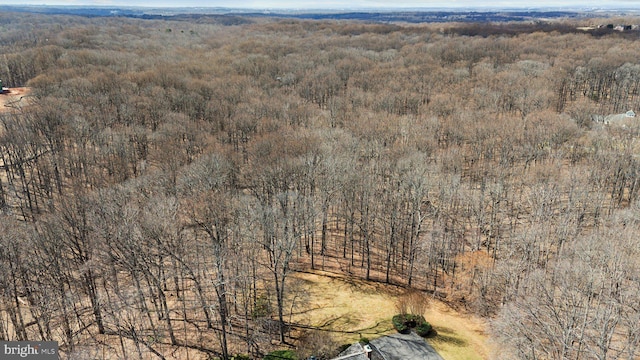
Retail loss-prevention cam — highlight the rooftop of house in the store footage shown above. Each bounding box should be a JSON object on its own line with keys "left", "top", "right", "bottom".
{"left": 331, "top": 332, "right": 444, "bottom": 360}
{"left": 331, "top": 343, "right": 372, "bottom": 360}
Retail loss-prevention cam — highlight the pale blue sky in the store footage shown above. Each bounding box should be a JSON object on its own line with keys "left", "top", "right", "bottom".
{"left": 1, "top": 0, "right": 639, "bottom": 9}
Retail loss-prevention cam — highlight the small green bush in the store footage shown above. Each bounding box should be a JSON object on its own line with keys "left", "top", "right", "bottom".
{"left": 393, "top": 314, "right": 430, "bottom": 335}
{"left": 392, "top": 314, "right": 409, "bottom": 333}
{"left": 264, "top": 350, "right": 297, "bottom": 360}
{"left": 359, "top": 337, "right": 370, "bottom": 344}
{"left": 262, "top": 350, "right": 298, "bottom": 360}
{"left": 231, "top": 355, "right": 251, "bottom": 360}
{"left": 407, "top": 314, "right": 426, "bottom": 324}
{"left": 416, "top": 321, "right": 432, "bottom": 337}
{"left": 252, "top": 294, "right": 272, "bottom": 319}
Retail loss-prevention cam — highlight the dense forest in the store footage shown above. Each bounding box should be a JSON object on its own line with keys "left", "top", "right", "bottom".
{"left": 1, "top": 11, "right": 640, "bottom": 359}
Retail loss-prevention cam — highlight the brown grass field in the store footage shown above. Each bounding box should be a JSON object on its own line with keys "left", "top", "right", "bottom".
{"left": 290, "top": 270, "right": 493, "bottom": 360}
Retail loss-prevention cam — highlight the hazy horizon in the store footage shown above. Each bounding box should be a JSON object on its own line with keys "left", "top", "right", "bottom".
{"left": 3, "top": 0, "right": 640, "bottom": 10}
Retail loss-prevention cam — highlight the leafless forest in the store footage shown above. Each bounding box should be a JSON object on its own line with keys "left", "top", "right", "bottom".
{"left": 1, "top": 11, "right": 640, "bottom": 359}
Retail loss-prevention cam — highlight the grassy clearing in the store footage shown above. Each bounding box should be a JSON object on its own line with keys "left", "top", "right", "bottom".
{"left": 425, "top": 301, "right": 490, "bottom": 360}
{"left": 290, "top": 270, "right": 492, "bottom": 359}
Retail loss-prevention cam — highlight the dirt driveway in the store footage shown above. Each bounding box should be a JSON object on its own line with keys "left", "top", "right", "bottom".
{"left": 0, "top": 87, "right": 31, "bottom": 113}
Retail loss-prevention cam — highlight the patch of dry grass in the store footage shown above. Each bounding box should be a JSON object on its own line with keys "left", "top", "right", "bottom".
{"left": 290, "top": 270, "right": 399, "bottom": 343}
{"left": 290, "top": 270, "right": 493, "bottom": 359}
{"left": 425, "top": 301, "right": 491, "bottom": 360}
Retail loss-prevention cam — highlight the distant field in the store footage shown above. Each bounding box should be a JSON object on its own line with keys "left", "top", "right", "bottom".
{"left": 290, "top": 271, "right": 492, "bottom": 360}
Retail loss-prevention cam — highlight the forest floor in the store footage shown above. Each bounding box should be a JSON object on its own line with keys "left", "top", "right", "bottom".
{"left": 290, "top": 270, "right": 493, "bottom": 360}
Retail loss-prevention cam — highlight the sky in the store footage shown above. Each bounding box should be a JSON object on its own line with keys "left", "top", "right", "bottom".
{"left": 1, "top": 0, "right": 639, "bottom": 9}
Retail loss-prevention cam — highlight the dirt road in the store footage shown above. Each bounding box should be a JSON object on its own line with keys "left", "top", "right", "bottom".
{"left": 0, "top": 87, "right": 31, "bottom": 113}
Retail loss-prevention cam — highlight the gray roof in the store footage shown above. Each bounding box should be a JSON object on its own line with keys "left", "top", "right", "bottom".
{"left": 370, "top": 332, "right": 444, "bottom": 360}
{"left": 333, "top": 332, "right": 443, "bottom": 360}
{"left": 332, "top": 343, "right": 369, "bottom": 360}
